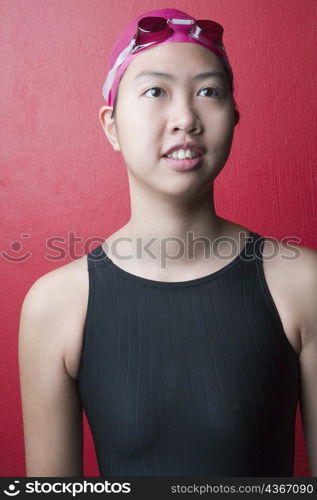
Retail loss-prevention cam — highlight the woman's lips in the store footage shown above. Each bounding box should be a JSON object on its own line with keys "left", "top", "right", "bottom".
{"left": 161, "top": 154, "right": 204, "bottom": 171}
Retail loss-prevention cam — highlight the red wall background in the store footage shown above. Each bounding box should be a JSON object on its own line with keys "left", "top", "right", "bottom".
{"left": 1, "top": 0, "right": 316, "bottom": 477}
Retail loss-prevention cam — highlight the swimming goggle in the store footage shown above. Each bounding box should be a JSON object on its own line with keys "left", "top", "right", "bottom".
{"left": 131, "top": 16, "right": 226, "bottom": 53}
{"left": 102, "top": 17, "right": 232, "bottom": 104}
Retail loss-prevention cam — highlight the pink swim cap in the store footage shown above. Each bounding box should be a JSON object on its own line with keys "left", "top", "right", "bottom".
{"left": 102, "top": 8, "right": 234, "bottom": 107}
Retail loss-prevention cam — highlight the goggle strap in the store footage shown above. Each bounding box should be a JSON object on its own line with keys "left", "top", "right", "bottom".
{"left": 102, "top": 39, "right": 135, "bottom": 101}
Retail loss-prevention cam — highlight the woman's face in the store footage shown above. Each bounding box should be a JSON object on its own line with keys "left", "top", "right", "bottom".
{"left": 105, "top": 42, "right": 236, "bottom": 198}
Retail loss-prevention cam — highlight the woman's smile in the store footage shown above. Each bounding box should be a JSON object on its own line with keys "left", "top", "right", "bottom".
{"left": 161, "top": 153, "right": 204, "bottom": 171}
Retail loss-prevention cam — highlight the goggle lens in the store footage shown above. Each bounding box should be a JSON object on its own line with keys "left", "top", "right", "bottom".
{"left": 190, "top": 20, "right": 224, "bottom": 47}
{"left": 134, "top": 17, "right": 172, "bottom": 49}
{"left": 133, "top": 17, "right": 224, "bottom": 53}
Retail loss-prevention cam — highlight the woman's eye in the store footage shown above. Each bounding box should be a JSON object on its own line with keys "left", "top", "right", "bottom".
{"left": 143, "top": 86, "right": 222, "bottom": 99}
{"left": 198, "top": 87, "right": 221, "bottom": 98}
{"left": 143, "top": 87, "right": 165, "bottom": 98}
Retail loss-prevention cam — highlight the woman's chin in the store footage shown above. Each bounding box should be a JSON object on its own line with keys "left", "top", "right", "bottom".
{"left": 153, "top": 177, "right": 212, "bottom": 199}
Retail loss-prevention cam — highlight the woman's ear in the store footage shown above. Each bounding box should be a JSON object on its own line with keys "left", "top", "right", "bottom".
{"left": 98, "top": 106, "right": 121, "bottom": 151}
{"left": 234, "top": 109, "right": 240, "bottom": 127}
{"left": 232, "top": 97, "right": 240, "bottom": 127}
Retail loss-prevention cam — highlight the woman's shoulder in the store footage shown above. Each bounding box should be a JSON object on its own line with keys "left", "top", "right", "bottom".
{"left": 20, "top": 253, "right": 90, "bottom": 380}
{"left": 23, "top": 253, "right": 88, "bottom": 310}
{"left": 256, "top": 232, "right": 317, "bottom": 355}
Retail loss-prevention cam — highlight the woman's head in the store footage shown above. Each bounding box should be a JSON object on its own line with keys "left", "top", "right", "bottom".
{"left": 99, "top": 9, "right": 240, "bottom": 200}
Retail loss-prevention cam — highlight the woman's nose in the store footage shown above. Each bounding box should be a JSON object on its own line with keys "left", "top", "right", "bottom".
{"left": 167, "top": 99, "right": 202, "bottom": 134}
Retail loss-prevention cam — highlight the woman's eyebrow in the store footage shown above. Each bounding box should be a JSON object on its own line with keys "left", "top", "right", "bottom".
{"left": 134, "top": 70, "right": 226, "bottom": 81}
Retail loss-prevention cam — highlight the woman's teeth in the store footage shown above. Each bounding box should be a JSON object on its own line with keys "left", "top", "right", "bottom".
{"left": 166, "top": 149, "right": 200, "bottom": 160}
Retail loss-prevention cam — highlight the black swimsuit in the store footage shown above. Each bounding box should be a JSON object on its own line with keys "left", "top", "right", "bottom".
{"left": 76, "top": 231, "right": 300, "bottom": 477}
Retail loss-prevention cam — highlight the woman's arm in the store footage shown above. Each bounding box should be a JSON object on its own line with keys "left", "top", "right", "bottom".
{"left": 18, "top": 274, "right": 83, "bottom": 477}
{"left": 298, "top": 247, "right": 317, "bottom": 477}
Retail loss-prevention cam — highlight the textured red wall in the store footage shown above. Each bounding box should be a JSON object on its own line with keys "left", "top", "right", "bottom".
{"left": 1, "top": 0, "right": 316, "bottom": 477}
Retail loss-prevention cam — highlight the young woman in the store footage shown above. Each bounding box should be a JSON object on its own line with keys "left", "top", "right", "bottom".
{"left": 18, "top": 8, "right": 317, "bottom": 477}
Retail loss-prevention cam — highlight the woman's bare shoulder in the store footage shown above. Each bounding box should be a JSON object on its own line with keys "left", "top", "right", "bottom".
{"left": 23, "top": 253, "right": 88, "bottom": 312}
{"left": 261, "top": 235, "right": 317, "bottom": 275}
{"left": 20, "top": 253, "right": 90, "bottom": 380}
{"left": 260, "top": 235, "right": 317, "bottom": 354}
